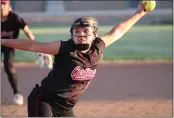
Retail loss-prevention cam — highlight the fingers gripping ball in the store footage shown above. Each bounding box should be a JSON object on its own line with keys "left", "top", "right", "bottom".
{"left": 143, "top": 0, "right": 156, "bottom": 11}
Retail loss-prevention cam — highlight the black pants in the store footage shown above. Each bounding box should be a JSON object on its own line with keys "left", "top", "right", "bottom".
{"left": 27, "top": 84, "right": 75, "bottom": 117}
{"left": 1, "top": 46, "right": 19, "bottom": 94}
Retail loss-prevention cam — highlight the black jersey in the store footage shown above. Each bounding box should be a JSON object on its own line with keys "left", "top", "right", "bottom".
{"left": 41, "top": 37, "right": 105, "bottom": 102}
{"left": 1, "top": 11, "right": 27, "bottom": 39}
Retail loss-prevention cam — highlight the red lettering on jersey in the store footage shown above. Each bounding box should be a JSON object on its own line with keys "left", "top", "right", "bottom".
{"left": 71, "top": 66, "right": 96, "bottom": 80}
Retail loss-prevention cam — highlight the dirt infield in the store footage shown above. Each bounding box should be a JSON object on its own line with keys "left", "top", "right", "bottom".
{"left": 1, "top": 62, "right": 173, "bottom": 117}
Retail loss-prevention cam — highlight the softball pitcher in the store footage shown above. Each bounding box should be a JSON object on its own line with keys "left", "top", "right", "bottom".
{"left": 1, "top": 1, "right": 149, "bottom": 116}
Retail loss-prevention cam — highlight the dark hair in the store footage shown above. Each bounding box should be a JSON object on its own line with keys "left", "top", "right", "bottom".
{"left": 70, "top": 16, "right": 98, "bottom": 36}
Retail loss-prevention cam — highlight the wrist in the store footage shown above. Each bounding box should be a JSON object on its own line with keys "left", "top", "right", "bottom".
{"left": 134, "top": 11, "right": 145, "bottom": 19}
{"left": 135, "top": 10, "right": 146, "bottom": 17}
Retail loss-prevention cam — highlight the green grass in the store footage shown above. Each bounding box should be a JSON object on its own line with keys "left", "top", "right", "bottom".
{"left": 13, "top": 25, "right": 172, "bottom": 62}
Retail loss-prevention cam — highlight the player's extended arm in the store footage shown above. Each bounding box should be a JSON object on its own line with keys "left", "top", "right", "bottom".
{"left": 23, "top": 25, "right": 35, "bottom": 40}
{"left": 1, "top": 39, "right": 61, "bottom": 55}
{"left": 100, "top": 1, "right": 147, "bottom": 47}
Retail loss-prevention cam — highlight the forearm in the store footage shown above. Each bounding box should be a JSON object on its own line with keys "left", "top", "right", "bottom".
{"left": 1, "top": 39, "right": 61, "bottom": 55}
{"left": 25, "top": 32, "right": 35, "bottom": 40}
{"left": 2, "top": 39, "right": 35, "bottom": 51}
{"left": 100, "top": 2, "right": 147, "bottom": 47}
{"left": 23, "top": 25, "right": 35, "bottom": 40}
{"left": 101, "top": 12, "right": 145, "bottom": 47}
{"left": 110, "top": 12, "right": 144, "bottom": 37}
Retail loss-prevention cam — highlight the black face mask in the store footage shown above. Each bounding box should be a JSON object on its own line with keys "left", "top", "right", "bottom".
{"left": 71, "top": 35, "right": 92, "bottom": 51}
{"left": 75, "top": 44, "right": 90, "bottom": 51}
{"left": 69, "top": 39, "right": 91, "bottom": 51}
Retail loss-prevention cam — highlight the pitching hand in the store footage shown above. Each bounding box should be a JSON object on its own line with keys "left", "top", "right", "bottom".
{"left": 136, "top": 1, "right": 148, "bottom": 16}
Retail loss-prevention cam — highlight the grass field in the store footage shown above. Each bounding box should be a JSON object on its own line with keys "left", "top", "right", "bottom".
{"left": 13, "top": 24, "right": 172, "bottom": 62}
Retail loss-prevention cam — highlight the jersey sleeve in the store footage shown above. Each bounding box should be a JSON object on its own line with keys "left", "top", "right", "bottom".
{"left": 16, "top": 14, "right": 28, "bottom": 29}
{"left": 92, "top": 37, "right": 106, "bottom": 55}
{"left": 55, "top": 40, "right": 74, "bottom": 56}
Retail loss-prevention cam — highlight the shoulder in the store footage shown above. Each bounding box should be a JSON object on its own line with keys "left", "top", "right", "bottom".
{"left": 91, "top": 37, "right": 106, "bottom": 54}
{"left": 8, "top": 11, "right": 21, "bottom": 20}
{"left": 9, "top": 11, "right": 18, "bottom": 17}
{"left": 60, "top": 39, "right": 75, "bottom": 48}
{"left": 93, "top": 37, "right": 105, "bottom": 46}
{"left": 61, "top": 39, "right": 74, "bottom": 44}
{"left": 57, "top": 39, "right": 75, "bottom": 55}
{"left": 92, "top": 37, "right": 106, "bottom": 49}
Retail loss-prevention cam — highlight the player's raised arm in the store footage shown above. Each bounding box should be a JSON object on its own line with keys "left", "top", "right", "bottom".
{"left": 1, "top": 39, "right": 61, "bottom": 55}
{"left": 100, "top": 1, "right": 148, "bottom": 47}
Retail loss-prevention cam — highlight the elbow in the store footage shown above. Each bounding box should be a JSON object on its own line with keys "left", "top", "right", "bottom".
{"left": 110, "top": 29, "right": 123, "bottom": 41}
{"left": 29, "top": 46, "right": 34, "bottom": 52}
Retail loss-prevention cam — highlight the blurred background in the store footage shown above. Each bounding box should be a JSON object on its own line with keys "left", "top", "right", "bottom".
{"left": 9, "top": 0, "right": 173, "bottom": 62}
{"left": 1, "top": 1, "right": 173, "bottom": 117}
